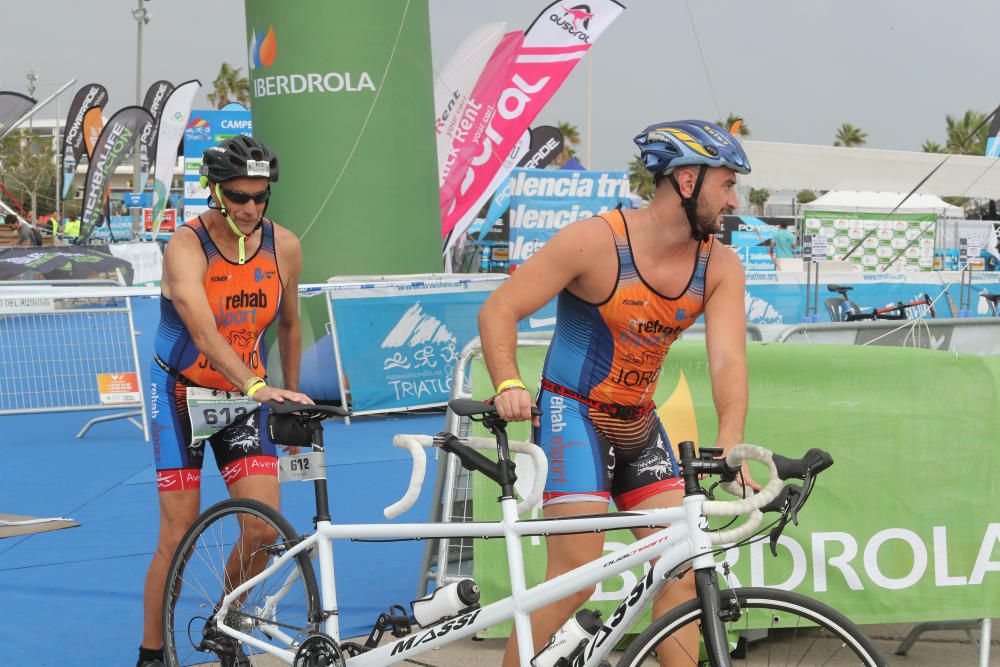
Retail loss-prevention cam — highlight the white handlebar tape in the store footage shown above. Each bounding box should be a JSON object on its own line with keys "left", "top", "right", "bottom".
{"left": 702, "top": 444, "right": 783, "bottom": 545}
{"left": 384, "top": 435, "right": 428, "bottom": 519}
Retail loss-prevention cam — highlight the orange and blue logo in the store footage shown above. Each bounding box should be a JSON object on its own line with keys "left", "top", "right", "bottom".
{"left": 249, "top": 25, "right": 277, "bottom": 70}
{"left": 186, "top": 117, "right": 209, "bottom": 129}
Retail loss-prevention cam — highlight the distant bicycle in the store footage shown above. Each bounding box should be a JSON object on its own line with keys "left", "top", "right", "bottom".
{"left": 825, "top": 284, "right": 936, "bottom": 323}
{"left": 981, "top": 289, "right": 1000, "bottom": 317}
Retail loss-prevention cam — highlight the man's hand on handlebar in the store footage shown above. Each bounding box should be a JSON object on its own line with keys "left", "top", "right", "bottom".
{"left": 490, "top": 387, "right": 540, "bottom": 427}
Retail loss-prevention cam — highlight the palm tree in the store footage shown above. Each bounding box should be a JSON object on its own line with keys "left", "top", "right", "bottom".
{"left": 718, "top": 113, "right": 750, "bottom": 137}
{"left": 921, "top": 140, "right": 945, "bottom": 153}
{"left": 554, "top": 121, "right": 580, "bottom": 167}
{"left": 628, "top": 154, "right": 655, "bottom": 201}
{"left": 944, "top": 109, "right": 988, "bottom": 154}
{"left": 833, "top": 123, "right": 867, "bottom": 148}
{"left": 748, "top": 188, "right": 770, "bottom": 215}
{"left": 207, "top": 62, "right": 251, "bottom": 109}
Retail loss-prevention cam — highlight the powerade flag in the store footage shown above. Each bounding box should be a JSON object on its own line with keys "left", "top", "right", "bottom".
{"left": 83, "top": 106, "right": 103, "bottom": 158}
{"left": 434, "top": 22, "right": 507, "bottom": 184}
{"left": 61, "top": 83, "right": 109, "bottom": 199}
{"left": 0, "top": 91, "right": 36, "bottom": 140}
{"left": 516, "top": 125, "right": 563, "bottom": 169}
{"left": 138, "top": 80, "right": 174, "bottom": 190}
{"left": 79, "top": 106, "right": 154, "bottom": 241}
{"left": 151, "top": 80, "right": 200, "bottom": 238}
{"left": 441, "top": 0, "right": 626, "bottom": 251}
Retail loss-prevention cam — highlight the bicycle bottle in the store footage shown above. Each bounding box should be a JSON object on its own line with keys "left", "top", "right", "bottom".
{"left": 531, "top": 609, "right": 604, "bottom": 667}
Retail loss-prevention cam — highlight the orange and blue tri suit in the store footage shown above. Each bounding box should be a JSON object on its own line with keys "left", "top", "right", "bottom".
{"left": 150, "top": 216, "right": 283, "bottom": 492}
{"left": 535, "top": 209, "right": 713, "bottom": 509}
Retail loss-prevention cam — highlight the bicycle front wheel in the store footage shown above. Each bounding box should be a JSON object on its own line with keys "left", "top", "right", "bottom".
{"left": 163, "top": 498, "right": 321, "bottom": 666}
{"left": 617, "top": 587, "right": 886, "bottom": 667}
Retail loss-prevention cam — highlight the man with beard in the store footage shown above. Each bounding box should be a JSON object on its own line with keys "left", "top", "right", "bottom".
{"left": 478, "top": 120, "right": 756, "bottom": 667}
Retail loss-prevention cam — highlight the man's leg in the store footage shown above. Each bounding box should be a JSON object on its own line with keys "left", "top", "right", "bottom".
{"left": 501, "top": 500, "right": 608, "bottom": 667}
{"left": 630, "top": 488, "right": 698, "bottom": 666}
{"left": 220, "top": 474, "right": 283, "bottom": 605}
{"left": 141, "top": 487, "right": 201, "bottom": 651}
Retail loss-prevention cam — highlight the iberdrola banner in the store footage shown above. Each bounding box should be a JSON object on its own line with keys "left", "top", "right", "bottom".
{"left": 79, "top": 106, "right": 154, "bottom": 241}
{"left": 434, "top": 22, "right": 507, "bottom": 183}
{"left": 151, "top": 80, "right": 200, "bottom": 237}
{"left": 440, "top": 0, "right": 626, "bottom": 250}
{"left": 472, "top": 343, "right": 1000, "bottom": 636}
{"left": 60, "top": 83, "right": 108, "bottom": 199}
{"left": 244, "top": 0, "right": 440, "bottom": 284}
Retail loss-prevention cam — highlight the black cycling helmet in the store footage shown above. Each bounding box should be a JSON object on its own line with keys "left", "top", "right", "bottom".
{"left": 200, "top": 134, "right": 279, "bottom": 184}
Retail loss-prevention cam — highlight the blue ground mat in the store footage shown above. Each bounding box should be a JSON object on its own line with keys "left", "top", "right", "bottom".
{"left": 0, "top": 408, "right": 446, "bottom": 666}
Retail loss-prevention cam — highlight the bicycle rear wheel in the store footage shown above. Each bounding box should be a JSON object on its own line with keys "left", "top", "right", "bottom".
{"left": 616, "top": 587, "right": 886, "bottom": 667}
{"left": 163, "top": 498, "right": 320, "bottom": 666}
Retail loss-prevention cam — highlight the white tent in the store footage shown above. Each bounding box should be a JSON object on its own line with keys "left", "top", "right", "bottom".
{"left": 803, "top": 190, "right": 964, "bottom": 218}
{"left": 740, "top": 140, "right": 1000, "bottom": 198}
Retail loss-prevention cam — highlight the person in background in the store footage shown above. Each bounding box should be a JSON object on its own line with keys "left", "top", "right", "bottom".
{"left": 63, "top": 211, "right": 81, "bottom": 241}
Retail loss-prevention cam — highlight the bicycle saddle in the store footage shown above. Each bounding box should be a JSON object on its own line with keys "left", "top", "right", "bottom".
{"left": 826, "top": 284, "right": 853, "bottom": 294}
{"left": 982, "top": 292, "right": 1000, "bottom": 305}
{"left": 268, "top": 401, "right": 349, "bottom": 419}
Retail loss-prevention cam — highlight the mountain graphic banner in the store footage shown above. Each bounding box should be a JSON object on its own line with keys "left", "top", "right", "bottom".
{"left": 325, "top": 275, "right": 504, "bottom": 414}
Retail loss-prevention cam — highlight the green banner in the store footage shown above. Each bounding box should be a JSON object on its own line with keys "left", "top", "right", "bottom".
{"left": 243, "top": 1, "right": 441, "bottom": 285}
{"left": 471, "top": 342, "right": 1000, "bottom": 637}
{"left": 802, "top": 209, "right": 936, "bottom": 271}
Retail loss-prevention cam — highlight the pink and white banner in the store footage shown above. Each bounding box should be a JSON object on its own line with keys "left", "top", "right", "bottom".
{"left": 440, "top": 0, "right": 626, "bottom": 248}
{"left": 434, "top": 22, "right": 507, "bottom": 184}
{"left": 438, "top": 31, "right": 524, "bottom": 206}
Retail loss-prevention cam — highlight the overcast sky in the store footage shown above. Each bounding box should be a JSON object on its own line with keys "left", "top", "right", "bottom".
{"left": 3, "top": 1, "right": 998, "bottom": 171}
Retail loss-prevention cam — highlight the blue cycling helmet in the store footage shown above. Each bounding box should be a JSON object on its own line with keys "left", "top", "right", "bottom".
{"left": 633, "top": 120, "right": 751, "bottom": 241}
{"left": 633, "top": 120, "right": 750, "bottom": 176}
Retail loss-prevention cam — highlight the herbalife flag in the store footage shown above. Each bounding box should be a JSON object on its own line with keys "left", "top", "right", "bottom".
{"left": 440, "top": 0, "right": 625, "bottom": 249}
{"left": 435, "top": 22, "right": 507, "bottom": 183}
{"left": 151, "top": 80, "right": 200, "bottom": 237}
{"left": 138, "top": 80, "right": 175, "bottom": 191}
{"left": 80, "top": 106, "right": 154, "bottom": 241}
{"left": 0, "top": 91, "right": 36, "bottom": 140}
{"left": 60, "top": 83, "right": 109, "bottom": 199}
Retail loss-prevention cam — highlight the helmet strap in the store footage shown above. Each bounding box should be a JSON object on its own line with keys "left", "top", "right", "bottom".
{"left": 213, "top": 183, "right": 261, "bottom": 265}
{"left": 668, "top": 165, "right": 709, "bottom": 242}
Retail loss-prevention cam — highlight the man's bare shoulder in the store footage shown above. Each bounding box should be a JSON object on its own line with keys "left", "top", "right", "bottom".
{"left": 550, "top": 215, "right": 613, "bottom": 248}
{"left": 709, "top": 241, "right": 744, "bottom": 274}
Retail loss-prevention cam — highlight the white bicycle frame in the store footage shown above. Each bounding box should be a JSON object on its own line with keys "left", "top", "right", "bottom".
{"left": 212, "top": 437, "right": 782, "bottom": 667}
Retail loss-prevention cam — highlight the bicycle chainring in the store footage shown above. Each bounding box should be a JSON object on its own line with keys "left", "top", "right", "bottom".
{"left": 294, "top": 633, "right": 346, "bottom": 667}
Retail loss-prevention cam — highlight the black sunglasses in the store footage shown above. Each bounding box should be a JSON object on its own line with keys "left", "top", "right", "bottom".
{"left": 221, "top": 187, "right": 271, "bottom": 205}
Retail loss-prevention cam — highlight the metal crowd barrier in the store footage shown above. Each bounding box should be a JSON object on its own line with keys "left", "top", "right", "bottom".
{"left": 775, "top": 317, "right": 1000, "bottom": 356}
{"left": 0, "top": 281, "right": 150, "bottom": 440}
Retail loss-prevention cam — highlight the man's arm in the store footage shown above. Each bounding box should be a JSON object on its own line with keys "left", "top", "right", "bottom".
{"left": 275, "top": 227, "right": 303, "bottom": 392}
{"left": 478, "top": 219, "right": 604, "bottom": 421}
{"left": 703, "top": 246, "right": 748, "bottom": 450}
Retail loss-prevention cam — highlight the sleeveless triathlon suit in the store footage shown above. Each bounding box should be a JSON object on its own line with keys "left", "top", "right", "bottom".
{"left": 150, "top": 216, "right": 283, "bottom": 492}
{"left": 535, "top": 209, "right": 713, "bottom": 509}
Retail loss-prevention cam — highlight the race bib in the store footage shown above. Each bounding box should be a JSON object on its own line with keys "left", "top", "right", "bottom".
{"left": 186, "top": 387, "right": 259, "bottom": 446}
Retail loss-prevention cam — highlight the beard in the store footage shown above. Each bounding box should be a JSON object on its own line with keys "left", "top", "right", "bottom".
{"left": 692, "top": 195, "right": 725, "bottom": 238}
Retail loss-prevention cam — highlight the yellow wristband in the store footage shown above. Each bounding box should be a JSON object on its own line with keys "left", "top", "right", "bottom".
{"left": 496, "top": 378, "right": 526, "bottom": 393}
{"left": 242, "top": 376, "right": 263, "bottom": 394}
{"left": 246, "top": 380, "right": 267, "bottom": 398}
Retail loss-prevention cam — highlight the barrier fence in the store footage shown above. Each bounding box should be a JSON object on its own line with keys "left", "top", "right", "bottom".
{"left": 0, "top": 282, "right": 149, "bottom": 440}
